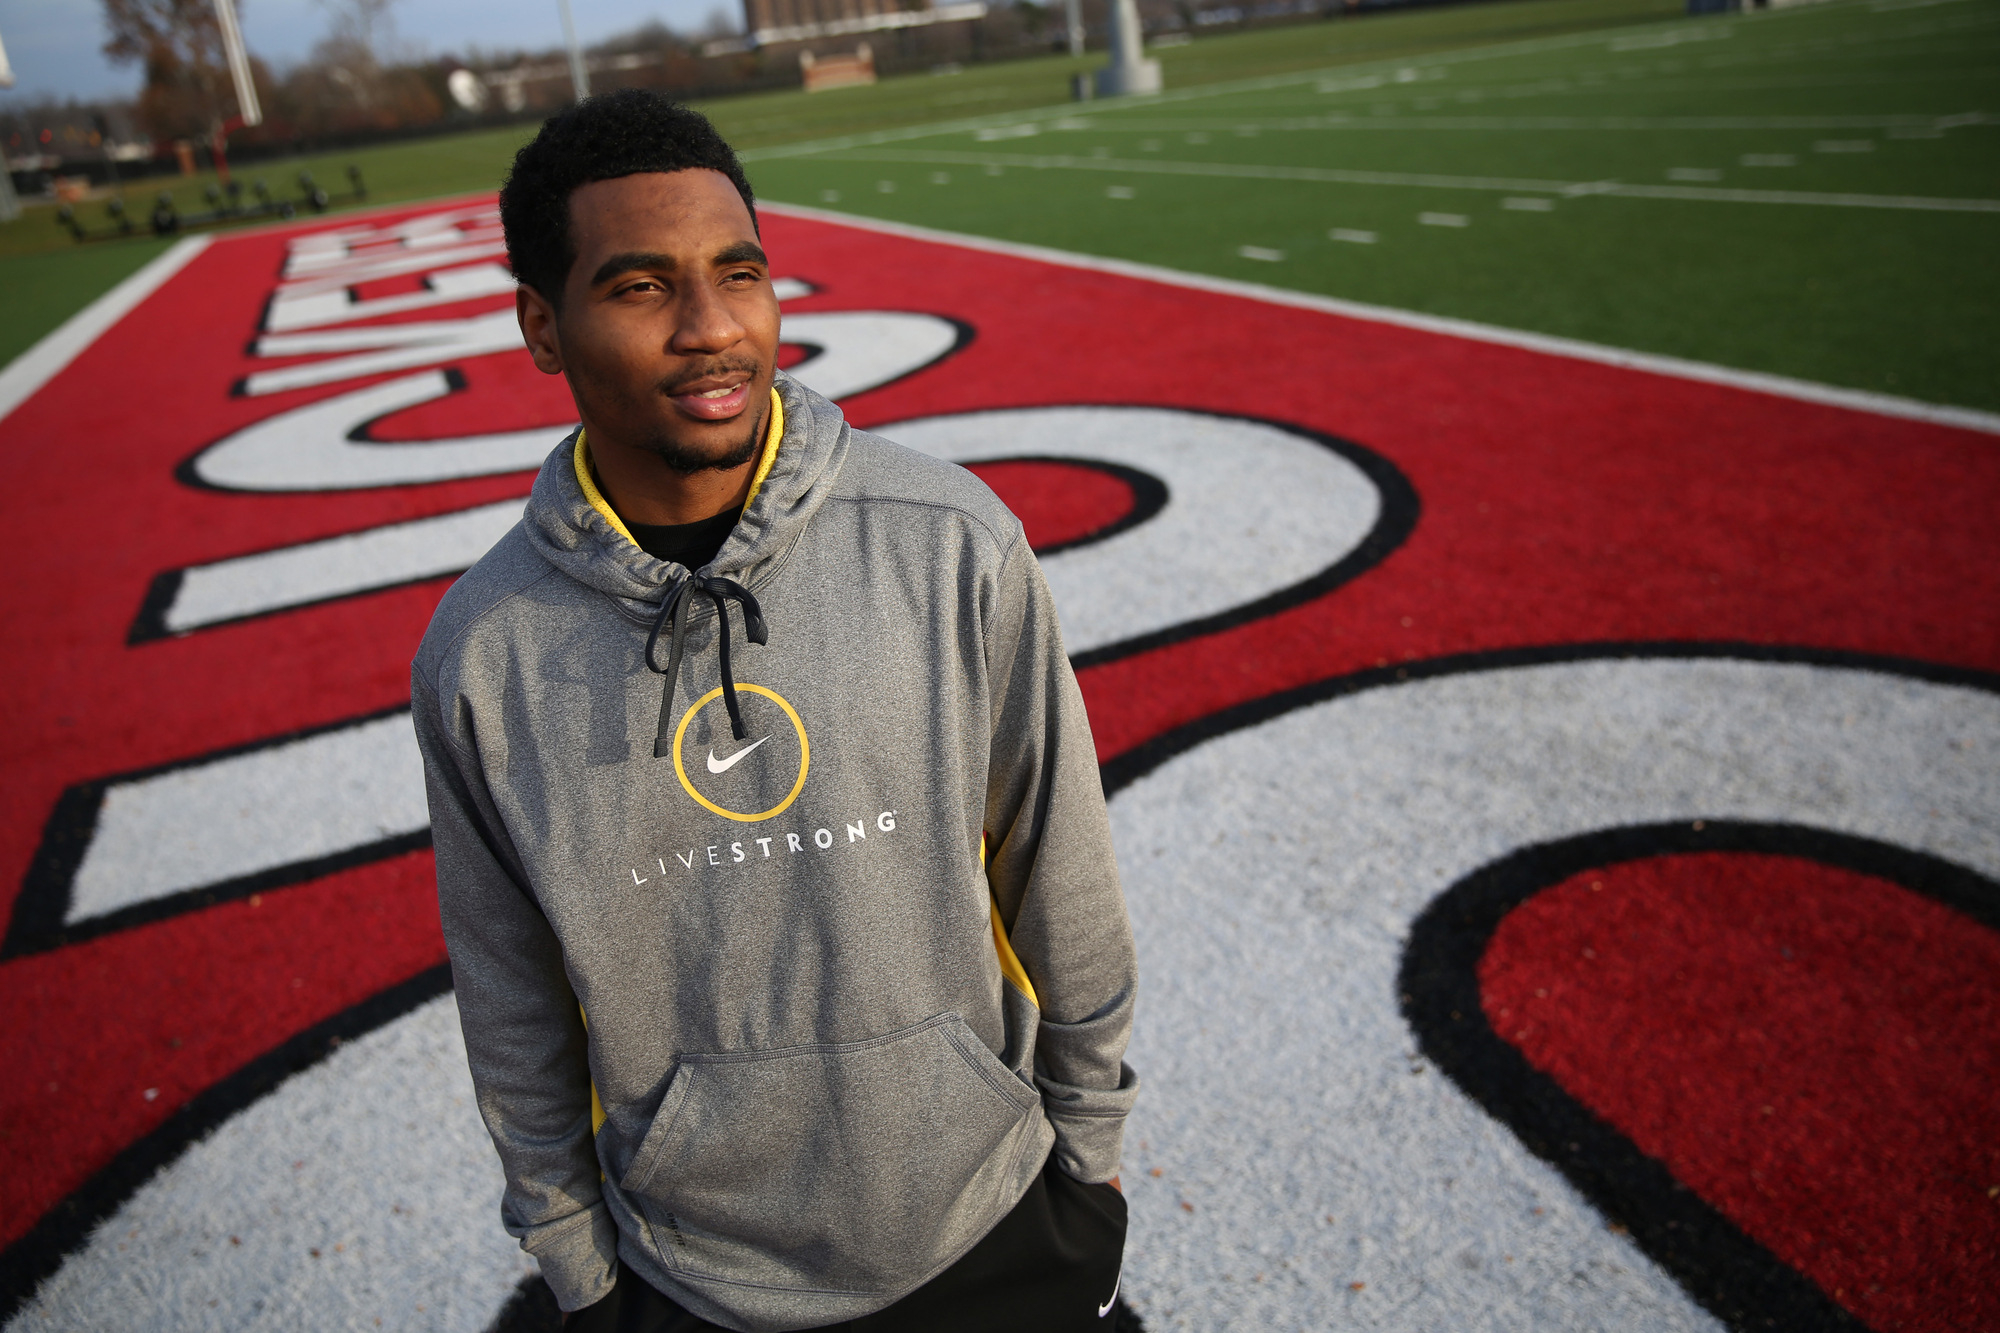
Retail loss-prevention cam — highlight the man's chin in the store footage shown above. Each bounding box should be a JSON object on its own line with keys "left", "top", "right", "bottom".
{"left": 638, "top": 414, "right": 765, "bottom": 477}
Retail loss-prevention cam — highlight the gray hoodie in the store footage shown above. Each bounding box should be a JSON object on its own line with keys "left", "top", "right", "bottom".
{"left": 411, "top": 372, "right": 1139, "bottom": 1331}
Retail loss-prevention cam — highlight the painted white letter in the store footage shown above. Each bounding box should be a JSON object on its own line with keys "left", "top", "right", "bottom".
{"left": 847, "top": 820, "right": 867, "bottom": 843}
{"left": 877, "top": 811, "right": 896, "bottom": 833}
{"left": 756, "top": 837, "right": 773, "bottom": 857}
{"left": 732, "top": 842, "right": 746, "bottom": 863}
{"left": 815, "top": 828, "right": 833, "bottom": 850}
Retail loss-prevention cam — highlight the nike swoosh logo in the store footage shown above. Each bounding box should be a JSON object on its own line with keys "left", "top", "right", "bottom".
{"left": 706, "top": 735, "right": 771, "bottom": 774}
{"left": 1098, "top": 1270, "right": 1121, "bottom": 1318}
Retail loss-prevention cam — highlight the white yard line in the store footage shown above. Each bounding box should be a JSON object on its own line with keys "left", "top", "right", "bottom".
{"left": 826, "top": 148, "right": 2000, "bottom": 212}
{"left": 0, "top": 235, "right": 211, "bottom": 426}
{"left": 759, "top": 200, "right": 2000, "bottom": 436}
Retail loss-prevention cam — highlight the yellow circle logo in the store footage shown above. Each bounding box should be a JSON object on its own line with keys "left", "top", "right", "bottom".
{"left": 671, "top": 683, "right": 810, "bottom": 822}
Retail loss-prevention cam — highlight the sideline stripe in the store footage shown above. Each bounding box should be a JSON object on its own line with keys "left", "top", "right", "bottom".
{"left": 824, "top": 148, "right": 2000, "bottom": 214}
{"left": 0, "top": 235, "right": 211, "bottom": 427}
{"left": 759, "top": 201, "right": 2000, "bottom": 436}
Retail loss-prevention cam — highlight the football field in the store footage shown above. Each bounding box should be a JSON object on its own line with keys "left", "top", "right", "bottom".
{"left": 0, "top": 2, "right": 1996, "bottom": 1331}
{"left": 739, "top": 0, "right": 2000, "bottom": 410}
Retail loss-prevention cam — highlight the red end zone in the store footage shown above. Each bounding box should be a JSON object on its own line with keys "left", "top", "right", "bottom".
{"left": 1, "top": 199, "right": 1995, "bottom": 1328}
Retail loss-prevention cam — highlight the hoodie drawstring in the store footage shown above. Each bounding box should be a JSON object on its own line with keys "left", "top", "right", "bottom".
{"left": 644, "top": 575, "right": 769, "bottom": 757}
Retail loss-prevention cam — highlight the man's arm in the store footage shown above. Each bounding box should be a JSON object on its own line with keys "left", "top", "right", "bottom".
{"left": 980, "top": 537, "right": 1140, "bottom": 1182}
{"left": 412, "top": 673, "right": 619, "bottom": 1312}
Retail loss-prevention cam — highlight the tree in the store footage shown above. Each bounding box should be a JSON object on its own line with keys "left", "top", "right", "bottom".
{"left": 101, "top": 0, "right": 235, "bottom": 140}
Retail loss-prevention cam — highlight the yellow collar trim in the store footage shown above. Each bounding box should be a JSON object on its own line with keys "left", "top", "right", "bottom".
{"left": 571, "top": 429, "right": 636, "bottom": 546}
{"left": 572, "top": 388, "right": 784, "bottom": 548}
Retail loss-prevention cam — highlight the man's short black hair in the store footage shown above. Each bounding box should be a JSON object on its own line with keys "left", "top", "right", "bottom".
{"left": 499, "top": 89, "right": 758, "bottom": 304}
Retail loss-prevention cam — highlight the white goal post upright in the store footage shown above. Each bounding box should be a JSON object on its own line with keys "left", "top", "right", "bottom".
{"left": 1094, "top": 0, "right": 1161, "bottom": 97}
{"left": 212, "top": 0, "right": 263, "bottom": 127}
{"left": 557, "top": 0, "right": 592, "bottom": 101}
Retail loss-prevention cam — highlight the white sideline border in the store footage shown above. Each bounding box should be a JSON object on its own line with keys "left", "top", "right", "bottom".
{"left": 0, "top": 235, "right": 212, "bottom": 428}
{"left": 761, "top": 200, "right": 2000, "bottom": 437}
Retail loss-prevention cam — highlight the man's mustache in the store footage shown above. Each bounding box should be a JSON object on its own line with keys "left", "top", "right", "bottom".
{"left": 657, "top": 358, "right": 762, "bottom": 397}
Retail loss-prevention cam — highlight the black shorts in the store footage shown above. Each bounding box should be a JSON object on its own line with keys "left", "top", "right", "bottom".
{"left": 569, "top": 1152, "right": 1131, "bottom": 1333}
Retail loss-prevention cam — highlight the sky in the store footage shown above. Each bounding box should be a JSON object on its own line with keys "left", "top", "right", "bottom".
{"left": 0, "top": 0, "right": 738, "bottom": 104}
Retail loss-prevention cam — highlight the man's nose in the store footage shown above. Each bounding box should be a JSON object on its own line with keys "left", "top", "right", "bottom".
{"left": 669, "top": 283, "right": 746, "bottom": 354}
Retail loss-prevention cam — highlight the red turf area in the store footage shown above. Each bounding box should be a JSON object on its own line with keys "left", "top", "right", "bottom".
{"left": 965, "top": 460, "right": 1136, "bottom": 550}
{"left": 1479, "top": 853, "right": 2000, "bottom": 1333}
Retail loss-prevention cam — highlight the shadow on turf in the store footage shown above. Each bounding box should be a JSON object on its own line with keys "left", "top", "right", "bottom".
{"left": 489, "top": 1275, "right": 1149, "bottom": 1331}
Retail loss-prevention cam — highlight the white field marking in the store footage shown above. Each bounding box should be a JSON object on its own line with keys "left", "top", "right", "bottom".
{"left": 1107, "top": 185, "right": 1136, "bottom": 199}
{"left": 1668, "top": 167, "right": 1724, "bottom": 181}
{"left": 160, "top": 500, "right": 525, "bottom": 634}
{"left": 1611, "top": 24, "right": 1733, "bottom": 50}
{"left": 1111, "top": 659, "right": 1999, "bottom": 1330}
{"left": 1237, "top": 245, "right": 1286, "bottom": 261}
{"left": 1419, "top": 211, "right": 1470, "bottom": 227}
{"left": 0, "top": 235, "right": 211, "bottom": 426}
{"left": 243, "top": 308, "right": 523, "bottom": 396}
{"left": 272, "top": 239, "right": 511, "bottom": 298}
{"left": 818, "top": 148, "right": 2000, "bottom": 213}
{"left": 1330, "top": 227, "right": 1379, "bottom": 242}
{"left": 1741, "top": 152, "right": 1799, "bottom": 165}
{"left": 1503, "top": 196, "right": 1555, "bottom": 210}
{"left": 262, "top": 262, "right": 517, "bottom": 333}
{"left": 13, "top": 994, "right": 536, "bottom": 1333}
{"left": 757, "top": 201, "right": 2000, "bottom": 436}
{"left": 821, "top": 189, "right": 842, "bottom": 202}
{"left": 884, "top": 406, "right": 1380, "bottom": 657}
{"left": 930, "top": 171, "right": 951, "bottom": 184}
{"left": 876, "top": 180, "right": 897, "bottom": 193}
{"left": 281, "top": 203, "right": 498, "bottom": 269}
{"left": 255, "top": 309, "right": 520, "bottom": 357}
{"left": 197, "top": 370, "right": 563, "bottom": 490}
{"left": 66, "top": 712, "right": 427, "bottom": 925}
{"left": 197, "top": 311, "right": 960, "bottom": 491}
{"left": 736, "top": 7, "right": 1840, "bottom": 164}
{"left": 1816, "top": 138, "right": 1877, "bottom": 151}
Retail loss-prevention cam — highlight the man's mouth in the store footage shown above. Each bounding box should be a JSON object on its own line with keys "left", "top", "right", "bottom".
{"left": 668, "top": 377, "right": 754, "bottom": 421}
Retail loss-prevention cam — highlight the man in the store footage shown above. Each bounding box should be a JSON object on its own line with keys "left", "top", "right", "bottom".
{"left": 412, "top": 90, "right": 1140, "bottom": 1333}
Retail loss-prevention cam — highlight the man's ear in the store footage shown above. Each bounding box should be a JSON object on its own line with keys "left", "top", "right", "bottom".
{"left": 516, "top": 284, "right": 565, "bottom": 376}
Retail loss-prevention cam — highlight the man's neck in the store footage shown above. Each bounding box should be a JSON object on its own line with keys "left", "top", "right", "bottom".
{"left": 585, "top": 402, "right": 769, "bottom": 527}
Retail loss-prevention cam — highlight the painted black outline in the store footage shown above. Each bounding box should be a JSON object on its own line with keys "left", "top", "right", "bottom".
{"left": 966, "top": 455, "right": 1169, "bottom": 558}
{"left": 1399, "top": 820, "right": 1998, "bottom": 1332}
{"left": 0, "top": 964, "right": 452, "bottom": 1323}
{"left": 1060, "top": 409, "right": 1414, "bottom": 671}
{"left": 1, "top": 703, "right": 427, "bottom": 959}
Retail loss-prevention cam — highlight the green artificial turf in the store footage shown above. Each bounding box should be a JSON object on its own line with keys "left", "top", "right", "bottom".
{"left": 744, "top": 0, "right": 2000, "bottom": 411}
{"left": 3, "top": 0, "right": 1994, "bottom": 411}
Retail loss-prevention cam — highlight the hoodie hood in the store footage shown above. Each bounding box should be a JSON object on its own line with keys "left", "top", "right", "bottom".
{"left": 522, "top": 371, "right": 852, "bottom": 625}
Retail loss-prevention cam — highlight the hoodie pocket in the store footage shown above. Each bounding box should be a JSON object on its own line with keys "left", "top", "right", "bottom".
{"left": 619, "top": 1012, "right": 1041, "bottom": 1296}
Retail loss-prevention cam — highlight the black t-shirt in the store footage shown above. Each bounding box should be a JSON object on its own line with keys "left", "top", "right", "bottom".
{"left": 627, "top": 506, "right": 743, "bottom": 573}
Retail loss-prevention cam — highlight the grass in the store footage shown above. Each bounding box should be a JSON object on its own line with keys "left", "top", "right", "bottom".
{"left": 3, "top": 0, "right": 1994, "bottom": 410}
{"left": 743, "top": 0, "right": 2000, "bottom": 410}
